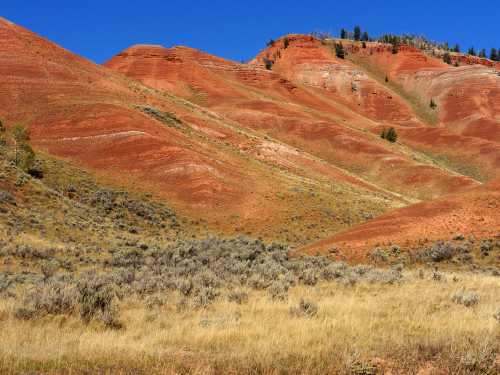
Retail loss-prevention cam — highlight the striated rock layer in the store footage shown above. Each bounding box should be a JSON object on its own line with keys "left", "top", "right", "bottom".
{"left": 1, "top": 16, "right": 499, "bottom": 249}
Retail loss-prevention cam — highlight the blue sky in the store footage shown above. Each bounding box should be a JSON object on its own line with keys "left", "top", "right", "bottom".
{"left": 2, "top": 1, "right": 499, "bottom": 63}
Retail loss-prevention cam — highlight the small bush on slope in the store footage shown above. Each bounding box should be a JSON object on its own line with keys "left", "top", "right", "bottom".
{"left": 380, "top": 127, "right": 397, "bottom": 143}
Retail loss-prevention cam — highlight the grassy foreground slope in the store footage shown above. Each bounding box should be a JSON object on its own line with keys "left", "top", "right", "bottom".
{"left": 1, "top": 273, "right": 499, "bottom": 374}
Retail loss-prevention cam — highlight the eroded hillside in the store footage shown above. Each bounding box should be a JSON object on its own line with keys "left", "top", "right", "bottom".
{"left": 1, "top": 17, "right": 499, "bottom": 252}
{"left": 0, "top": 18, "right": 400, "bottom": 245}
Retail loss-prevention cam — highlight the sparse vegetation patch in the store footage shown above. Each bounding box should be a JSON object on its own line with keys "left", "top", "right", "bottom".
{"left": 137, "top": 106, "right": 184, "bottom": 129}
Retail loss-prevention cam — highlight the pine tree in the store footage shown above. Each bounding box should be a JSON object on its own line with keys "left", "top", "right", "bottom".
{"left": 380, "top": 129, "right": 387, "bottom": 140}
{"left": 283, "top": 37, "right": 290, "bottom": 49}
{"left": 452, "top": 44, "right": 460, "bottom": 53}
{"left": 266, "top": 39, "right": 275, "bottom": 47}
{"left": 430, "top": 98, "right": 437, "bottom": 110}
{"left": 467, "top": 47, "right": 476, "bottom": 56}
{"left": 478, "top": 49, "right": 486, "bottom": 58}
{"left": 335, "top": 43, "right": 345, "bottom": 59}
{"left": 489, "top": 48, "right": 497, "bottom": 61}
{"left": 391, "top": 43, "right": 398, "bottom": 54}
{"left": 354, "top": 26, "right": 361, "bottom": 41}
{"left": 386, "top": 127, "right": 397, "bottom": 143}
{"left": 263, "top": 57, "right": 273, "bottom": 70}
{"left": 380, "top": 127, "right": 397, "bottom": 143}
{"left": 443, "top": 52, "right": 452, "bottom": 65}
{"left": 361, "top": 31, "right": 369, "bottom": 42}
{"left": 340, "top": 28, "right": 347, "bottom": 39}
{"left": 362, "top": 41, "right": 366, "bottom": 49}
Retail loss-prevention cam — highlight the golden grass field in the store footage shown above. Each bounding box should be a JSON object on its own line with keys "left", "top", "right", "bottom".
{"left": 1, "top": 272, "right": 498, "bottom": 374}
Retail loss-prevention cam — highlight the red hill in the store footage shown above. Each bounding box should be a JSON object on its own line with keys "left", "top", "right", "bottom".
{"left": 1, "top": 18, "right": 498, "bottom": 248}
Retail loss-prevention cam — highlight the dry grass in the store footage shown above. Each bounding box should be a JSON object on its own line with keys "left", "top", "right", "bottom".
{"left": 1, "top": 272, "right": 498, "bottom": 374}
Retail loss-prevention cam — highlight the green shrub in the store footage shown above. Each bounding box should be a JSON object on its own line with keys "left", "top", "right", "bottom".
{"left": 443, "top": 52, "right": 452, "bottom": 65}
{"left": 322, "top": 262, "right": 347, "bottom": 280}
{"left": 300, "top": 268, "right": 318, "bottom": 286}
{"left": 380, "top": 127, "right": 397, "bottom": 143}
{"left": 490, "top": 48, "right": 498, "bottom": 61}
{"left": 263, "top": 57, "right": 274, "bottom": 70}
{"left": 138, "top": 106, "right": 183, "bottom": 129}
{"left": 419, "top": 241, "right": 454, "bottom": 262}
{"left": 371, "top": 248, "right": 388, "bottom": 262}
{"left": 40, "top": 260, "right": 59, "bottom": 280}
{"left": 267, "top": 281, "right": 288, "bottom": 301}
{"left": 354, "top": 26, "right": 361, "bottom": 41}
{"left": 283, "top": 37, "right": 290, "bottom": 49}
{"left": 14, "top": 281, "right": 78, "bottom": 320}
{"left": 77, "top": 275, "right": 122, "bottom": 328}
{"left": 479, "top": 239, "right": 493, "bottom": 254}
{"left": 335, "top": 43, "right": 345, "bottom": 59}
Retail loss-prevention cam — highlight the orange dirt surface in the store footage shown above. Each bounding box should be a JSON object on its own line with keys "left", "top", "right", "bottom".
{"left": 350, "top": 41, "right": 500, "bottom": 141}
{"left": 320, "top": 38, "right": 500, "bottom": 181}
{"left": 1, "top": 17, "right": 498, "bottom": 248}
{"left": 107, "top": 36, "right": 481, "bottom": 201}
{"left": 300, "top": 179, "right": 500, "bottom": 259}
{"left": 0, "top": 17, "right": 247, "bottom": 209}
{"left": 251, "top": 36, "right": 421, "bottom": 125}
{"left": 0, "top": 18, "right": 403, "bottom": 243}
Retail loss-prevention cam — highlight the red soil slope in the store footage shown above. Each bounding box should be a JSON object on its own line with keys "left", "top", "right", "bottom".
{"left": 286, "top": 40, "right": 499, "bottom": 256}
{"left": 0, "top": 17, "right": 244, "bottom": 208}
{"left": 252, "top": 37, "right": 500, "bottom": 181}
{"left": 1, "top": 17, "right": 498, "bottom": 248}
{"left": 0, "top": 18, "right": 405, "bottom": 244}
{"left": 251, "top": 35, "right": 421, "bottom": 126}
{"left": 107, "top": 39, "right": 479, "bottom": 201}
{"left": 300, "top": 179, "right": 500, "bottom": 259}
{"left": 341, "top": 41, "right": 500, "bottom": 176}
